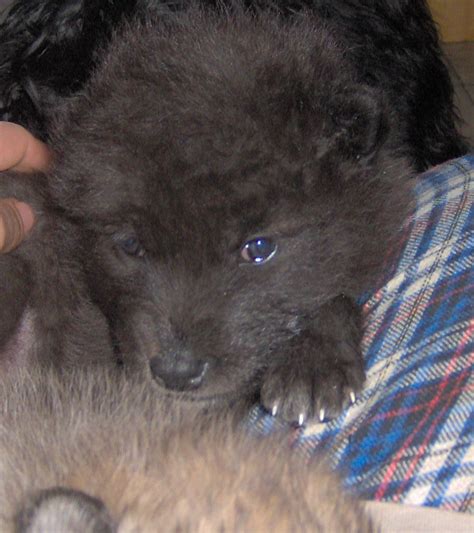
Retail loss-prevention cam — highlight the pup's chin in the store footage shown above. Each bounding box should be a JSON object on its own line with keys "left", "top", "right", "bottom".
{"left": 118, "top": 352, "right": 260, "bottom": 416}
{"left": 154, "top": 380, "right": 251, "bottom": 401}
{"left": 150, "top": 377, "right": 260, "bottom": 418}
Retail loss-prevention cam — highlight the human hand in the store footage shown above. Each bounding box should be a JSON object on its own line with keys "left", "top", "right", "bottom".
{"left": 0, "top": 122, "right": 52, "bottom": 253}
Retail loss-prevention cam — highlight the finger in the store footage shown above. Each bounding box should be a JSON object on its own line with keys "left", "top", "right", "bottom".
{"left": 0, "top": 122, "right": 52, "bottom": 172}
{"left": 0, "top": 198, "right": 35, "bottom": 253}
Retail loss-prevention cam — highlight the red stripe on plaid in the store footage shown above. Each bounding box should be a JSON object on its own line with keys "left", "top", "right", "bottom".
{"left": 423, "top": 278, "right": 474, "bottom": 309}
{"left": 362, "top": 302, "right": 417, "bottom": 343}
{"left": 364, "top": 276, "right": 473, "bottom": 345}
{"left": 369, "top": 384, "right": 459, "bottom": 422}
{"left": 375, "top": 319, "right": 474, "bottom": 500}
{"left": 393, "top": 368, "right": 472, "bottom": 501}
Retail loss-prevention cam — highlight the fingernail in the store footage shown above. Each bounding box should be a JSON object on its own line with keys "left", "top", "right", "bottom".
{"left": 0, "top": 199, "right": 35, "bottom": 253}
{"left": 14, "top": 201, "right": 35, "bottom": 234}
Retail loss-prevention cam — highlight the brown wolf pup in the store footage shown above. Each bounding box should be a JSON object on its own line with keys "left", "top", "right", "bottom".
{"left": 0, "top": 368, "right": 373, "bottom": 532}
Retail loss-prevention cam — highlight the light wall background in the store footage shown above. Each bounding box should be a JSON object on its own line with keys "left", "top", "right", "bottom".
{"left": 428, "top": 0, "right": 474, "bottom": 42}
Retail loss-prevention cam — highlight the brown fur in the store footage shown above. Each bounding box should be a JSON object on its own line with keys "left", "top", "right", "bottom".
{"left": 0, "top": 369, "right": 373, "bottom": 532}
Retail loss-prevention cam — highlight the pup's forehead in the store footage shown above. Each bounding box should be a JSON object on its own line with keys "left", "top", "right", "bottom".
{"left": 141, "top": 162, "right": 292, "bottom": 242}
{"left": 51, "top": 11, "right": 355, "bottom": 230}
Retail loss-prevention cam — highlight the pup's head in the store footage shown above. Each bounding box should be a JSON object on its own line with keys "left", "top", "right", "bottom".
{"left": 50, "top": 8, "right": 412, "bottom": 406}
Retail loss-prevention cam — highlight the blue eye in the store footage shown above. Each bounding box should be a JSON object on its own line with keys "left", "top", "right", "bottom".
{"left": 118, "top": 235, "right": 145, "bottom": 257}
{"left": 241, "top": 237, "right": 277, "bottom": 264}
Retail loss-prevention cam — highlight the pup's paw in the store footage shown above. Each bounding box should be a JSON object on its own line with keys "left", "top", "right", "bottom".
{"left": 260, "top": 346, "right": 364, "bottom": 425}
{"left": 260, "top": 294, "right": 365, "bottom": 425}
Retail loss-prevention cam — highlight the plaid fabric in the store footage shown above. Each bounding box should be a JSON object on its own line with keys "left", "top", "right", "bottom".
{"left": 248, "top": 155, "right": 474, "bottom": 513}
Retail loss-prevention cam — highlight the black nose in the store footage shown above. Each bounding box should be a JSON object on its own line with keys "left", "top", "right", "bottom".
{"left": 149, "top": 353, "right": 209, "bottom": 391}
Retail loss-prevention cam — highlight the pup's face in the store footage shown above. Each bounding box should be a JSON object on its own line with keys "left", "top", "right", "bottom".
{"left": 50, "top": 12, "right": 411, "bottom": 406}
{"left": 78, "top": 168, "right": 359, "bottom": 404}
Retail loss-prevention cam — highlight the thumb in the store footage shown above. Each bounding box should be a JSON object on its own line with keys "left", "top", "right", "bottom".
{"left": 0, "top": 199, "right": 35, "bottom": 253}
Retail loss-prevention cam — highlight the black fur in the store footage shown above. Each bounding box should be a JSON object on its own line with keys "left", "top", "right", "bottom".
{"left": 0, "top": 0, "right": 469, "bottom": 170}
{"left": 0, "top": 0, "right": 140, "bottom": 140}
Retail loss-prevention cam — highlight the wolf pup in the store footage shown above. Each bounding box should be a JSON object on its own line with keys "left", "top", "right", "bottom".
{"left": 36, "top": 6, "right": 414, "bottom": 424}
{"left": 0, "top": 368, "right": 374, "bottom": 532}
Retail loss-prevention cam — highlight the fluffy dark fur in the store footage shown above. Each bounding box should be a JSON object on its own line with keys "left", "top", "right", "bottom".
{"left": 0, "top": 171, "right": 114, "bottom": 373}
{"left": 0, "top": 369, "right": 373, "bottom": 532}
{"left": 0, "top": 0, "right": 469, "bottom": 170}
{"left": 38, "top": 6, "right": 413, "bottom": 424}
{"left": 1, "top": 1, "right": 458, "bottom": 423}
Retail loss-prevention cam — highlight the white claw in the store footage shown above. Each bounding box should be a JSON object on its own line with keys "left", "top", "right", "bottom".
{"left": 298, "top": 413, "right": 305, "bottom": 426}
{"left": 350, "top": 391, "right": 356, "bottom": 405}
{"left": 272, "top": 404, "right": 278, "bottom": 417}
{"left": 319, "top": 408, "right": 325, "bottom": 422}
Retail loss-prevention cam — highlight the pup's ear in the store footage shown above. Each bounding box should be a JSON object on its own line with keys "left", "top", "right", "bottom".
{"left": 329, "top": 85, "right": 390, "bottom": 160}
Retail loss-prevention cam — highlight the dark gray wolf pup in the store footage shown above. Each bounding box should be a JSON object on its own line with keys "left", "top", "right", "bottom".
{"left": 45, "top": 5, "right": 414, "bottom": 423}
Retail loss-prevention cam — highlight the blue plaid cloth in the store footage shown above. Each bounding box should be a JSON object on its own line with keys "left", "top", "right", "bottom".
{"left": 248, "top": 155, "right": 474, "bottom": 513}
